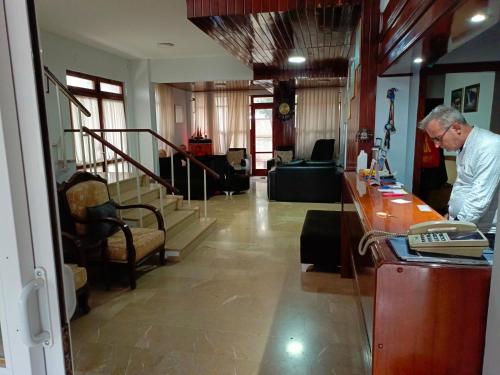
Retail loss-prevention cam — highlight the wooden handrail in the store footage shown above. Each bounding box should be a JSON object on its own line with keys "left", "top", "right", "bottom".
{"left": 81, "top": 126, "right": 179, "bottom": 194}
{"left": 44, "top": 66, "right": 91, "bottom": 117}
{"left": 64, "top": 128, "right": 221, "bottom": 179}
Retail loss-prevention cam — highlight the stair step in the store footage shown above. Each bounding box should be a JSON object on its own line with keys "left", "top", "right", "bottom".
{"left": 164, "top": 217, "right": 217, "bottom": 260}
{"left": 120, "top": 197, "right": 179, "bottom": 226}
{"left": 107, "top": 174, "right": 147, "bottom": 195}
{"left": 144, "top": 208, "right": 198, "bottom": 236}
{"left": 111, "top": 185, "right": 161, "bottom": 205}
{"left": 164, "top": 209, "right": 198, "bottom": 237}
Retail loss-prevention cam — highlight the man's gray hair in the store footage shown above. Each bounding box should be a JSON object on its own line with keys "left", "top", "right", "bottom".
{"left": 419, "top": 105, "right": 468, "bottom": 130}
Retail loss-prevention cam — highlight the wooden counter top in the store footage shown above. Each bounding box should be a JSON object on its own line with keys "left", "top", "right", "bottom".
{"left": 344, "top": 172, "right": 443, "bottom": 234}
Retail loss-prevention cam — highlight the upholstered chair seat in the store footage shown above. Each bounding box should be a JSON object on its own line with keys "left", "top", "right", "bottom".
{"left": 59, "top": 172, "right": 166, "bottom": 289}
{"left": 68, "top": 264, "right": 88, "bottom": 290}
{"left": 107, "top": 227, "right": 165, "bottom": 262}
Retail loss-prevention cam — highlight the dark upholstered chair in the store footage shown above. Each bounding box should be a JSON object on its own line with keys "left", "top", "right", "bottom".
{"left": 59, "top": 172, "right": 166, "bottom": 289}
{"left": 310, "top": 139, "right": 335, "bottom": 161}
{"left": 222, "top": 148, "right": 250, "bottom": 194}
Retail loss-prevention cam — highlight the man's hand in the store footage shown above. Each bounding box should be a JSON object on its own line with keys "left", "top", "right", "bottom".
{"left": 443, "top": 213, "right": 449, "bottom": 220}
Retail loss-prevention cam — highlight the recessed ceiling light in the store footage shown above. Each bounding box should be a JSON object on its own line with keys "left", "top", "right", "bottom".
{"left": 157, "top": 42, "right": 175, "bottom": 47}
{"left": 413, "top": 57, "right": 424, "bottom": 64}
{"left": 288, "top": 56, "right": 306, "bottom": 64}
{"left": 470, "top": 13, "right": 487, "bottom": 23}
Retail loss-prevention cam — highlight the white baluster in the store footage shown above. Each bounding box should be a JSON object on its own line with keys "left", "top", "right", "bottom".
{"left": 78, "top": 110, "right": 86, "bottom": 170}
{"left": 170, "top": 148, "right": 175, "bottom": 187}
{"left": 135, "top": 165, "right": 143, "bottom": 227}
{"left": 55, "top": 87, "right": 66, "bottom": 168}
{"left": 114, "top": 151, "right": 121, "bottom": 209}
{"left": 120, "top": 130, "right": 125, "bottom": 180}
{"left": 103, "top": 132, "right": 109, "bottom": 182}
{"left": 90, "top": 136, "right": 97, "bottom": 173}
{"left": 203, "top": 169, "right": 207, "bottom": 218}
{"left": 187, "top": 158, "right": 191, "bottom": 207}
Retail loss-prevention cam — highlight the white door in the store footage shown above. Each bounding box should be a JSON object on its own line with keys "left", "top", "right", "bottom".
{"left": 0, "top": 0, "right": 70, "bottom": 373}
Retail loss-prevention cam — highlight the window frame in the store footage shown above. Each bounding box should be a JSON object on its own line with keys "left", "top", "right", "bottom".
{"left": 66, "top": 70, "right": 127, "bottom": 168}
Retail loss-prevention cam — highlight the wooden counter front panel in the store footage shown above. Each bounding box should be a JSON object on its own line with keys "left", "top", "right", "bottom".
{"left": 374, "top": 263, "right": 491, "bottom": 374}
{"left": 342, "top": 172, "right": 491, "bottom": 374}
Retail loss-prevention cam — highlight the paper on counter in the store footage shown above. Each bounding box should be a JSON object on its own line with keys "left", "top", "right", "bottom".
{"left": 417, "top": 204, "right": 432, "bottom": 212}
{"left": 391, "top": 199, "right": 411, "bottom": 204}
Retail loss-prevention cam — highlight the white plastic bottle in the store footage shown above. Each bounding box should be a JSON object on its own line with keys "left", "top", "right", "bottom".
{"left": 357, "top": 150, "right": 367, "bottom": 173}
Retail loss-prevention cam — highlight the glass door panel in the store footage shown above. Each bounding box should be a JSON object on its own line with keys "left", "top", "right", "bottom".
{"left": 252, "top": 106, "right": 273, "bottom": 174}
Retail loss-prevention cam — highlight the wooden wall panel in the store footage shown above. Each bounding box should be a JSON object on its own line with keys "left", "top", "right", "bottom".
{"left": 378, "top": 0, "right": 464, "bottom": 75}
{"left": 351, "top": 0, "right": 379, "bottom": 170}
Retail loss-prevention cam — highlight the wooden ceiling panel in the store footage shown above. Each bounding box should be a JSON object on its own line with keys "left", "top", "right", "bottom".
{"left": 187, "top": 0, "right": 361, "bottom": 80}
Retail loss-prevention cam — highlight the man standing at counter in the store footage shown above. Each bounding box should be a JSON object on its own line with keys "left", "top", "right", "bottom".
{"left": 419, "top": 105, "right": 500, "bottom": 247}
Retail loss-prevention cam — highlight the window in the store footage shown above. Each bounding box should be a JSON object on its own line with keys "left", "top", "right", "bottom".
{"left": 66, "top": 71, "right": 127, "bottom": 167}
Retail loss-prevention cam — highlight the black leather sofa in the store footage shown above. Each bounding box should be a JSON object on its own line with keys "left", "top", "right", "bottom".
{"left": 267, "top": 161, "right": 342, "bottom": 203}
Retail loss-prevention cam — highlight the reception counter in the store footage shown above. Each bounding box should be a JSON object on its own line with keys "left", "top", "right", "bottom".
{"left": 341, "top": 172, "right": 491, "bottom": 374}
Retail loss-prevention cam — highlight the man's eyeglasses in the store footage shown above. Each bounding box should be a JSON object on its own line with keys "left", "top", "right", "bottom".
{"left": 431, "top": 126, "right": 452, "bottom": 144}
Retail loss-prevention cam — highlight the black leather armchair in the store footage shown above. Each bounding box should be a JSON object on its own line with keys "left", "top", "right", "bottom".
{"left": 159, "top": 155, "right": 218, "bottom": 199}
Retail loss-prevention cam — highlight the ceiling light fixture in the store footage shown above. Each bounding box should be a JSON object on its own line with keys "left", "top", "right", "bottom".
{"left": 470, "top": 13, "right": 487, "bottom": 23}
{"left": 288, "top": 56, "right": 306, "bottom": 64}
{"left": 413, "top": 57, "right": 424, "bottom": 64}
{"left": 157, "top": 42, "right": 175, "bottom": 47}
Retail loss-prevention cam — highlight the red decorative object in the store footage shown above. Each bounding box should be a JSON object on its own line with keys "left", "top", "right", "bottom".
{"left": 421, "top": 132, "right": 440, "bottom": 168}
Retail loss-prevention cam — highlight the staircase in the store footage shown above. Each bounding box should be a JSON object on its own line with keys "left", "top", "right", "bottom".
{"left": 107, "top": 173, "right": 217, "bottom": 260}
{"left": 44, "top": 66, "right": 218, "bottom": 261}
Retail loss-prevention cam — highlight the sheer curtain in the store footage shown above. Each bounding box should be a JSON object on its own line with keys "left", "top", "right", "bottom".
{"left": 71, "top": 96, "right": 101, "bottom": 164}
{"left": 211, "top": 91, "right": 249, "bottom": 154}
{"left": 193, "top": 91, "right": 212, "bottom": 138}
{"left": 102, "top": 99, "right": 127, "bottom": 159}
{"left": 295, "top": 87, "right": 343, "bottom": 159}
{"left": 155, "top": 84, "right": 175, "bottom": 156}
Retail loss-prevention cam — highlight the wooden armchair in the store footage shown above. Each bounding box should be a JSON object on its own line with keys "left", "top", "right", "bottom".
{"left": 58, "top": 172, "right": 166, "bottom": 289}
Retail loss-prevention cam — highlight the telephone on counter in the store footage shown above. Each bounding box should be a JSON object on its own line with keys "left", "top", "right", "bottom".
{"left": 407, "top": 221, "right": 489, "bottom": 258}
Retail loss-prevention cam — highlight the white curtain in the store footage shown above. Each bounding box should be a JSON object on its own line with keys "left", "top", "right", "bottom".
{"left": 71, "top": 96, "right": 101, "bottom": 164}
{"left": 212, "top": 91, "right": 249, "bottom": 154}
{"left": 102, "top": 99, "right": 128, "bottom": 159}
{"left": 155, "top": 84, "right": 175, "bottom": 156}
{"left": 295, "top": 87, "right": 343, "bottom": 159}
{"left": 193, "top": 91, "right": 212, "bottom": 139}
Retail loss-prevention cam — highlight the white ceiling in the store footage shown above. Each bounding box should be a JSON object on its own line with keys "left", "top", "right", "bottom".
{"left": 35, "top": 0, "right": 231, "bottom": 60}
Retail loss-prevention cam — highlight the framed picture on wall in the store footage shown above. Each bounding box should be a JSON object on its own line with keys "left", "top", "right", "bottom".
{"left": 175, "top": 105, "right": 184, "bottom": 123}
{"left": 463, "top": 84, "right": 480, "bottom": 113}
{"left": 451, "top": 88, "right": 463, "bottom": 111}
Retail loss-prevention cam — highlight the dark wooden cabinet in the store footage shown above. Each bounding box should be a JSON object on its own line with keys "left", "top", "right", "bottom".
{"left": 342, "top": 172, "right": 491, "bottom": 374}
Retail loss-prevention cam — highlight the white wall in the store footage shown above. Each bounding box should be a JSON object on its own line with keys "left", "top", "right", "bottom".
{"left": 172, "top": 87, "right": 191, "bottom": 146}
{"left": 375, "top": 76, "right": 414, "bottom": 188}
{"left": 40, "top": 31, "right": 135, "bottom": 146}
{"left": 405, "top": 72, "right": 421, "bottom": 192}
{"left": 426, "top": 74, "right": 445, "bottom": 99}
{"left": 130, "top": 59, "right": 157, "bottom": 170}
{"left": 150, "top": 56, "right": 253, "bottom": 83}
{"left": 443, "top": 72, "right": 496, "bottom": 130}
{"left": 483, "top": 194, "right": 500, "bottom": 375}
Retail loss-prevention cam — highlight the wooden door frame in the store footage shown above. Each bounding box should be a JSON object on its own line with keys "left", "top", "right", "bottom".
{"left": 250, "top": 101, "right": 274, "bottom": 176}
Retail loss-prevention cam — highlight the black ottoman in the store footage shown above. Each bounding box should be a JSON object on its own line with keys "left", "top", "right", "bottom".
{"left": 300, "top": 210, "right": 341, "bottom": 270}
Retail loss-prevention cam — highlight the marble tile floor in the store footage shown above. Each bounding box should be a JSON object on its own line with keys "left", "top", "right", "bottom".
{"left": 70, "top": 177, "right": 366, "bottom": 375}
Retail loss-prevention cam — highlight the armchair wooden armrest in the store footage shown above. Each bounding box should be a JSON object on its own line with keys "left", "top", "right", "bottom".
{"left": 113, "top": 202, "right": 165, "bottom": 231}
